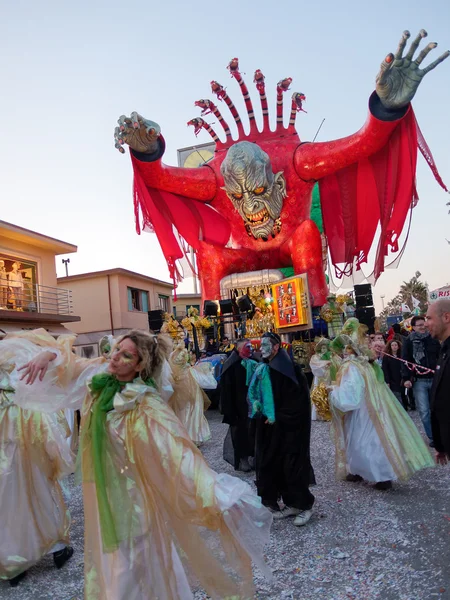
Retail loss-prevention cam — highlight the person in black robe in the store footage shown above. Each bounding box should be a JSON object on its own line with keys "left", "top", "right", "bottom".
{"left": 220, "top": 340, "right": 256, "bottom": 472}
{"left": 254, "top": 332, "right": 315, "bottom": 527}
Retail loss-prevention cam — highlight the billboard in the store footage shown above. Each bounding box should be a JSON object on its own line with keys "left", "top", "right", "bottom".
{"left": 429, "top": 286, "right": 450, "bottom": 303}
{"left": 271, "top": 274, "right": 313, "bottom": 332}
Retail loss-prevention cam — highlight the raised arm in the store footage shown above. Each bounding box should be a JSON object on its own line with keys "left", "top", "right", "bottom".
{"left": 295, "top": 30, "right": 449, "bottom": 181}
{"left": 114, "top": 112, "right": 217, "bottom": 201}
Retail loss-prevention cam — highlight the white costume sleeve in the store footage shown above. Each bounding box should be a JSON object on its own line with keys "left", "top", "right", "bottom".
{"left": 310, "top": 355, "right": 330, "bottom": 380}
{"left": 157, "top": 359, "right": 175, "bottom": 403}
{"left": 0, "top": 335, "right": 107, "bottom": 413}
{"left": 191, "top": 362, "right": 218, "bottom": 390}
{"left": 330, "top": 362, "right": 365, "bottom": 413}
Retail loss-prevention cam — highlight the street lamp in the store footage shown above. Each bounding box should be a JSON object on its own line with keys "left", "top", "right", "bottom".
{"left": 62, "top": 258, "right": 70, "bottom": 277}
{"left": 380, "top": 295, "right": 386, "bottom": 311}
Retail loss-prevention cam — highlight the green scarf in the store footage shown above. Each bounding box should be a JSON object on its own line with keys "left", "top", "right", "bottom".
{"left": 88, "top": 373, "right": 125, "bottom": 552}
{"left": 371, "top": 360, "right": 385, "bottom": 383}
{"left": 247, "top": 363, "right": 276, "bottom": 424}
{"left": 78, "top": 373, "right": 155, "bottom": 553}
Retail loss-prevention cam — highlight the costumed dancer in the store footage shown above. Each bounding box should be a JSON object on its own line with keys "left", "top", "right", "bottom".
{"left": 329, "top": 326, "right": 434, "bottom": 491}
{"left": 250, "top": 332, "right": 315, "bottom": 527}
{"left": 19, "top": 329, "right": 272, "bottom": 600}
{"left": 168, "top": 342, "right": 212, "bottom": 446}
{"left": 0, "top": 330, "right": 83, "bottom": 587}
{"left": 220, "top": 339, "right": 258, "bottom": 472}
{"left": 309, "top": 338, "right": 340, "bottom": 421}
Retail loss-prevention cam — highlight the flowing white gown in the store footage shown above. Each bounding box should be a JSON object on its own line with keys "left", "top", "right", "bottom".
{"left": 0, "top": 333, "right": 76, "bottom": 580}
{"left": 8, "top": 330, "right": 272, "bottom": 599}
{"left": 330, "top": 356, "right": 434, "bottom": 483}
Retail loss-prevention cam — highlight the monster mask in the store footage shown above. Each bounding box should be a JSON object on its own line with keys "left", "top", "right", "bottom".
{"left": 221, "top": 141, "right": 287, "bottom": 241}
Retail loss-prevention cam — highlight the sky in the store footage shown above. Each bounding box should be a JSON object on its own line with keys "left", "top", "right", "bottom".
{"left": 1, "top": 0, "right": 449, "bottom": 314}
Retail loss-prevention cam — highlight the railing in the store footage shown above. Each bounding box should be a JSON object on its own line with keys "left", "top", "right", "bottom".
{"left": 2, "top": 283, "right": 74, "bottom": 315}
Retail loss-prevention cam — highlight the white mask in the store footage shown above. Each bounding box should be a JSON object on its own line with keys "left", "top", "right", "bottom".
{"left": 260, "top": 338, "right": 273, "bottom": 358}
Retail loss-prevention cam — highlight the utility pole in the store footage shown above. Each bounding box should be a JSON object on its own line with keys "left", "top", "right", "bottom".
{"left": 62, "top": 258, "right": 70, "bottom": 277}
{"left": 380, "top": 295, "right": 385, "bottom": 311}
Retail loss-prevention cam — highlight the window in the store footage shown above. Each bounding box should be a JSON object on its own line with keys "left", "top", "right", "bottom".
{"left": 127, "top": 288, "right": 149, "bottom": 312}
{"left": 74, "top": 344, "right": 99, "bottom": 359}
{"left": 158, "top": 295, "right": 170, "bottom": 313}
{"left": 0, "top": 253, "right": 38, "bottom": 312}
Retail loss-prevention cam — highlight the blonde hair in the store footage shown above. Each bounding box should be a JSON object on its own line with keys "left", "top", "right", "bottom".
{"left": 118, "top": 329, "right": 172, "bottom": 382}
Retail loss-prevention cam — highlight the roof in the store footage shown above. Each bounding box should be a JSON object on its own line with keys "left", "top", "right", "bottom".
{"left": 0, "top": 220, "right": 77, "bottom": 254}
{"left": 57, "top": 267, "right": 173, "bottom": 288}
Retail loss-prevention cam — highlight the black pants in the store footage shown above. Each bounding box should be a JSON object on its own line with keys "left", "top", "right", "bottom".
{"left": 257, "top": 452, "right": 315, "bottom": 510}
{"left": 255, "top": 420, "right": 314, "bottom": 511}
{"left": 223, "top": 419, "right": 255, "bottom": 469}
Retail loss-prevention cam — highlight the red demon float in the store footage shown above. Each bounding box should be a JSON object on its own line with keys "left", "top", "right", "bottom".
{"left": 115, "top": 30, "right": 448, "bottom": 305}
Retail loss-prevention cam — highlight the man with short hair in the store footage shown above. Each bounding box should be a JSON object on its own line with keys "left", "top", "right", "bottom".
{"left": 426, "top": 299, "right": 450, "bottom": 464}
{"left": 402, "top": 315, "right": 441, "bottom": 445}
{"left": 218, "top": 336, "right": 235, "bottom": 356}
{"left": 253, "top": 332, "right": 314, "bottom": 527}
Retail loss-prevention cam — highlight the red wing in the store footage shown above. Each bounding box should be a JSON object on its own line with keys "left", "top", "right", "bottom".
{"left": 319, "top": 108, "right": 447, "bottom": 282}
{"left": 133, "top": 165, "right": 231, "bottom": 284}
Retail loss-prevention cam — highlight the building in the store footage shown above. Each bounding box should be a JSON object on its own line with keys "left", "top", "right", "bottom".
{"left": 57, "top": 268, "right": 173, "bottom": 357}
{"left": 173, "top": 293, "right": 202, "bottom": 317}
{"left": 0, "top": 220, "right": 79, "bottom": 338}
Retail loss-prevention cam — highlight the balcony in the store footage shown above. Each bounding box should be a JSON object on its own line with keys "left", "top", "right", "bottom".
{"left": 0, "top": 283, "right": 80, "bottom": 324}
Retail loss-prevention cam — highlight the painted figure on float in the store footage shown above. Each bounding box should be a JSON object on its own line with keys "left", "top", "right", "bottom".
{"left": 115, "top": 30, "right": 448, "bottom": 306}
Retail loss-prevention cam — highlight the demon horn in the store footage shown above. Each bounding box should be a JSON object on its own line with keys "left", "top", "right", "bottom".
{"left": 253, "top": 69, "right": 269, "bottom": 132}
{"left": 194, "top": 99, "right": 232, "bottom": 141}
{"left": 210, "top": 80, "right": 245, "bottom": 138}
{"left": 227, "top": 58, "right": 257, "bottom": 135}
{"left": 276, "top": 77, "right": 292, "bottom": 132}
{"left": 187, "top": 118, "right": 220, "bottom": 143}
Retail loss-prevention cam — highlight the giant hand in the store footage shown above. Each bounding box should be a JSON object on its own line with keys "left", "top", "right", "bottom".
{"left": 376, "top": 29, "right": 449, "bottom": 110}
{"left": 114, "top": 112, "right": 161, "bottom": 154}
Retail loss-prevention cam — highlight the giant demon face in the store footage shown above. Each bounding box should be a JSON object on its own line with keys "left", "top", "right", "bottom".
{"left": 220, "top": 142, "right": 287, "bottom": 241}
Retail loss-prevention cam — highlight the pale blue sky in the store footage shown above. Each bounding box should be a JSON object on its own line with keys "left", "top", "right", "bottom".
{"left": 1, "top": 0, "right": 449, "bottom": 312}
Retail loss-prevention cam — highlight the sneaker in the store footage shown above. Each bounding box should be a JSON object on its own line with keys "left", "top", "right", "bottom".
{"left": 374, "top": 480, "right": 392, "bottom": 491}
{"left": 272, "top": 506, "right": 302, "bottom": 520}
{"left": 9, "top": 571, "right": 27, "bottom": 587}
{"left": 53, "top": 546, "right": 74, "bottom": 569}
{"left": 293, "top": 509, "right": 313, "bottom": 527}
{"left": 346, "top": 473, "right": 363, "bottom": 482}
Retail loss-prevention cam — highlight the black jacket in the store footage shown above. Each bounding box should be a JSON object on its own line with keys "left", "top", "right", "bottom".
{"left": 401, "top": 334, "right": 441, "bottom": 381}
{"left": 430, "top": 336, "right": 450, "bottom": 456}
{"left": 382, "top": 355, "right": 402, "bottom": 392}
{"left": 220, "top": 351, "right": 256, "bottom": 425}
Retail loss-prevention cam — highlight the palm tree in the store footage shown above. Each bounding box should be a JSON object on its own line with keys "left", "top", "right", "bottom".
{"left": 379, "top": 272, "right": 429, "bottom": 321}
{"left": 398, "top": 271, "right": 428, "bottom": 313}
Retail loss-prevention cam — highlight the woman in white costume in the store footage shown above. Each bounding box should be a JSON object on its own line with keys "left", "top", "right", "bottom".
{"left": 0, "top": 330, "right": 85, "bottom": 586}
{"left": 168, "top": 342, "right": 213, "bottom": 445}
{"left": 329, "top": 330, "right": 434, "bottom": 490}
{"left": 19, "top": 328, "right": 272, "bottom": 600}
